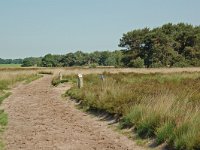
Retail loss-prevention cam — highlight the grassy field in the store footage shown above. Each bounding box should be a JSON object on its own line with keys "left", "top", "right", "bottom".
{"left": 1, "top": 67, "right": 200, "bottom": 149}
{"left": 0, "top": 64, "right": 21, "bottom": 68}
{"left": 61, "top": 71, "right": 200, "bottom": 150}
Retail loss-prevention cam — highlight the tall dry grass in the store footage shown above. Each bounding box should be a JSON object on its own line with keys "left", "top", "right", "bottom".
{"left": 65, "top": 72, "right": 200, "bottom": 150}
{"left": 0, "top": 68, "right": 43, "bottom": 96}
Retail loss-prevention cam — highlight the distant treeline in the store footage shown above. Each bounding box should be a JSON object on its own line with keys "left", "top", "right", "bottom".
{"left": 0, "top": 58, "right": 23, "bottom": 64}
{"left": 21, "top": 51, "right": 123, "bottom": 67}
{"left": 1, "top": 23, "right": 200, "bottom": 68}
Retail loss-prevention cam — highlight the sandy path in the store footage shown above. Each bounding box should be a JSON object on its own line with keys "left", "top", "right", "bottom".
{"left": 2, "top": 76, "right": 144, "bottom": 150}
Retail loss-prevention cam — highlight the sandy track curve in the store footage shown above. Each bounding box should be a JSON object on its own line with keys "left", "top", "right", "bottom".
{"left": 2, "top": 76, "right": 144, "bottom": 150}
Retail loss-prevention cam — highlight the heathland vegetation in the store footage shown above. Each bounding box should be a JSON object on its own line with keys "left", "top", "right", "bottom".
{"left": 0, "top": 67, "right": 199, "bottom": 150}
{"left": 1, "top": 23, "right": 199, "bottom": 68}
{"left": 59, "top": 72, "right": 200, "bottom": 150}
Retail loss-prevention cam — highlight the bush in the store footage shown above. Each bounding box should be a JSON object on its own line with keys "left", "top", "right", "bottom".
{"left": 173, "top": 60, "right": 191, "bottom": 67}
{"left": 150, "top": 62, "right": 164, "bottom": 68}
{"left": 89, "top": 63, "right": 98, "bottom": 68}
{"left": 129, "top": 57, "right": 144, "bottom": 68}
{"left": 190, "top": 58, "right": 200, "bottom": 66}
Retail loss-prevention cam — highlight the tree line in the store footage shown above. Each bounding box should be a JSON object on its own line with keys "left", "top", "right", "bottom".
{"left": 21, "top": 51, "right": 123, "bottom": 67}
{"left": 0, "top": 58, "right": 23, "bottom": 64}
{"left": 1, "top": 23, "right": 200, "bottom": 68}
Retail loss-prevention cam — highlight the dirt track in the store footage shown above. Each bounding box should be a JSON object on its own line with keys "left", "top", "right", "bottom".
{"left": 2, "top": 76, "right": 144, "bottom": 150}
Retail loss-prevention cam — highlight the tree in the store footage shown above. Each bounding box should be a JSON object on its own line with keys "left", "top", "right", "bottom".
{"left": 21, "top": 57, "right": 42, "bottom": 67}
{"left": 41, "top": 54, "right": 63, "bottom": 67}
{"left": 119, "top": 23, "right": 200, "bottom": 67}
{"left": 129, "top": 57, "right": 144, "bottom": 68}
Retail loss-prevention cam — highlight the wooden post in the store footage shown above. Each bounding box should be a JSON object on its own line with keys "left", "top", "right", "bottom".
{"left": 100, "top": 74, "right": 105, "bottom": 81}
{"left": 78, "top": 74, "right": 83, "bottom": 88}
{"left": 99, "top": 74, "right": 105, "bottom": 91}
{"left": 59, "top": 72, "right": 63, "bottom": 80}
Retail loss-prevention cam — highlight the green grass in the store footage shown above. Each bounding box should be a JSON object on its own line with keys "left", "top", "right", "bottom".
{"left": 0, "top": 110, "right": 8, "bottom": 150}
{"left": 0, "top": 64, "right": 21, "bottom": 68}
{"left": 0, "top": 141, "right": 4, "bottom": 150}
{"left": 0, "top": 92, "right": 11, "bottom": 105}
{"left": 52, "top": 74, "right": 77, "bottom": 86}
{"left": 63, "top": 72, "right": 200, "bottom": 150}
{"left": 0, "top": 111, "right": 8, "bottom": 127}
{"left": 25, "top": 74, "right": 43, "bottom": 84}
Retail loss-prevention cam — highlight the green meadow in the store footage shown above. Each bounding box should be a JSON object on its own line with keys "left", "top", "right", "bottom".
{"left": 0, "top": 64, "right": 21, "bottom": 68}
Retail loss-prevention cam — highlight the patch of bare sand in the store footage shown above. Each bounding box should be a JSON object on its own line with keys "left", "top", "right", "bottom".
{"left": 2, "top": 76, "right": 144, "bottom": 150}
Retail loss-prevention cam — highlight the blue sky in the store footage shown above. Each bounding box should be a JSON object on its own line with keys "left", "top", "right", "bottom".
{"left": 0, "top": 0, "right": 199, "bottom": 59}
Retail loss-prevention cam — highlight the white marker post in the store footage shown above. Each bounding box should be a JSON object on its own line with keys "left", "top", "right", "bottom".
{"left": 100, "top": 74, "right": 105, "bottom": 81}
{"left": 59, "top": 72, "right": 63, "bottom": 81}
{"left": 78, "top": 74, "right": 83, "bottom": 88}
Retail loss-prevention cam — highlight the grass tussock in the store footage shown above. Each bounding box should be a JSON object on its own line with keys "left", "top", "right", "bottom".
{"left": 0, "top": 92, "right": 11, "bottom": 105}
{"left": 65, "top": 72, "right": 200, "bottom": 150}
{"left": 38, "top": 71, "right": 53, "bottom": 75}
{"left": 51, "top": 74, "right": 77, "bottom": 86}
{"left": 0, "top": 110, "right": 8, "bottom": 127}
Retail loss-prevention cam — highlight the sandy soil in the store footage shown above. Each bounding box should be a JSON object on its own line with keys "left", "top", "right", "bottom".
{"left": 2, "top": 76, "right": 144, "bottom": 150}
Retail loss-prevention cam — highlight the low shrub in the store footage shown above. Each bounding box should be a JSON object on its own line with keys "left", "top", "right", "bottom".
{"left": 129, "top": 57, "right": 144, "bottom": 68}
{"left": 38, "top": 71, "right": 53, "bottom": 75}
{"left": 89, "top": 63, "right": 98, "bottom": 68}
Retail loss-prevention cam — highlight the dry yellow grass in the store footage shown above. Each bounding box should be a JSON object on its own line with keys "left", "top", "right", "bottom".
{"left": 47, "top": 67, "right": 200, "bottom": 76}
{"left": 1, "top": 67, "right": 200, "bottom": 89}
{"left": 1, "top": 66, "right": 200, "bottom": 76}
{"left": 65, "top": 70, "right": 200, "bottom": 150}
{"left": 0, "top": 68, "right": 42, "bottom": 97}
